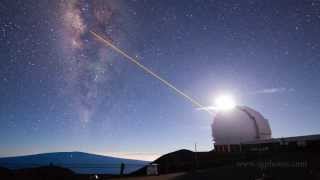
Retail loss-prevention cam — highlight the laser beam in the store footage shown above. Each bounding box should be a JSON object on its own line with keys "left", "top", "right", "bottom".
{"left": 90, "top": 30, "right": 211, "bottom": 115}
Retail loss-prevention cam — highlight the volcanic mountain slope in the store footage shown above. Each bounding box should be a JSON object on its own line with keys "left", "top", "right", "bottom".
{"left": 0, "top": 151, "right": 149, "bottom": 174}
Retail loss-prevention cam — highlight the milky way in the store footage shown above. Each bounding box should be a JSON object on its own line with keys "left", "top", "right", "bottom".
{"left": 2, "top": 0, "right": 320, "bottom": 159}
{"left": 59, "top": 0, "right": 124, "bottom": 123}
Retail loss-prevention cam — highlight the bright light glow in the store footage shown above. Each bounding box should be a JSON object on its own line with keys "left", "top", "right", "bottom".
{"left": 215, "top": 94, "right": 236, "bottom": 111}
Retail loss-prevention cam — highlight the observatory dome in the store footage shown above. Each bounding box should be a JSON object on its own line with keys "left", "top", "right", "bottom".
{"left": 212, "top": 106, "right": 272, "bottom": 145}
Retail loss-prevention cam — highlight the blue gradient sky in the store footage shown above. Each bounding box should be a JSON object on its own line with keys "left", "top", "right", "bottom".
{"left": 1, "top": 0, "right": 320, "bottom": 160}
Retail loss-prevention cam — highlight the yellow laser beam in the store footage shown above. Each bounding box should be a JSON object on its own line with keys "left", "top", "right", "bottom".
{"left": 90, "top": 30, "right": 211, "bottom": 115}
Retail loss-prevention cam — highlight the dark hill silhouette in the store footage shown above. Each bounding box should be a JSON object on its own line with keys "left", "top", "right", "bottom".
{"left": 131, "top": 150, "right": 320, "bottom": 179}
{"left": 131, "top": 149, "right": 234, "bottom": 175}
{"left": 131, "top": 149, "right": 196, "bottom": 175}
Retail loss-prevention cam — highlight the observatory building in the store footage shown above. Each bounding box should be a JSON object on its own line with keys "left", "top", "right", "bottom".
{"left": 212, "top": 106, "right": 272, "bottom": 152}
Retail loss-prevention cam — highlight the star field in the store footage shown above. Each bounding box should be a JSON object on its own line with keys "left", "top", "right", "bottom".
{"left": 1, "top": 0, "right": 320, "bottom": 160}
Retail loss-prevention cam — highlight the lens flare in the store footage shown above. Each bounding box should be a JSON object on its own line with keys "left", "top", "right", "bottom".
{"left": 214, "top": 94, "right": 236, "bottom": 111}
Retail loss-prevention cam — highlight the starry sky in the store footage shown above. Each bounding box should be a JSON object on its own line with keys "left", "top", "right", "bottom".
{"left": 1, "top": 0, "right": 320, "bottom": 161}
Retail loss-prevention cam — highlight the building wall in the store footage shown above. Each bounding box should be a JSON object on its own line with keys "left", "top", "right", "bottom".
{"left": 214, "top": 138, "right": 320, "bottom": 153}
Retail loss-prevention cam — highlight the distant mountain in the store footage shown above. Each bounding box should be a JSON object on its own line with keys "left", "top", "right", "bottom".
{"left": 0, "top": 152, "right": 149, "bottom": 174}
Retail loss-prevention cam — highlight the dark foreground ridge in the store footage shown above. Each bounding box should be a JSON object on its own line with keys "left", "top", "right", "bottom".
{"left": 130, "top": 149, "right": 320, "bottom": 179}
{"left": 0, "top": 165, "right": 122, "bottom": 180}
{"left": 0, "top": 165, "right": 75, "bottom": 180}
{"left": 1, "top": 149, "right": 320, "bottom": 179}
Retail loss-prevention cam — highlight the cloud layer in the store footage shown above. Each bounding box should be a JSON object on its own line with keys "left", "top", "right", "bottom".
{"left": 252, "top": 88, "right": 295, "bottom": 94}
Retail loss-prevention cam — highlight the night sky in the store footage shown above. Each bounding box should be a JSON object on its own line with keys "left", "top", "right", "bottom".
{"left": 1, "top": 0, "right": 320, "bottom": 160}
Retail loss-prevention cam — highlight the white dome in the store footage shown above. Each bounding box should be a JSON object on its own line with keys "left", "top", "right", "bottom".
{"left": 212, "top": 106, "right": 272, "bottom": 145}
